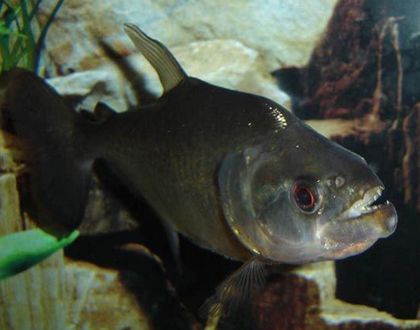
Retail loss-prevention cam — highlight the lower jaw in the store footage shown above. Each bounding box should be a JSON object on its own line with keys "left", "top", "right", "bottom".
{"left": 321, "top": 238, "right": 377, "bottom": 260}
{"left": 317, "top": 208, "right": 397, "bottom": 259}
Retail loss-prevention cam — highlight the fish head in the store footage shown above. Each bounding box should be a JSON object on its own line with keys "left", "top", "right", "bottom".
{"left": 219, "top": 121, "right": 397, "bottom": 264}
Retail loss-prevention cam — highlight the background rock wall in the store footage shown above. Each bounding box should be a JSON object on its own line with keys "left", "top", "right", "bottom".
{"left": 35, "top": 0, "right": 338, "bottom": 113}
{"left": 39, "top": 0, "right": 338, "bottom": 73}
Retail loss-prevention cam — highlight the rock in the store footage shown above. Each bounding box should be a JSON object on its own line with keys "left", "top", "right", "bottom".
{"left": 38, "top": 0, "right": 338, "bottom": 75}
{"left": 0, "top": 172, "right": 68, "bottom": 330}
{"left": 65, "top": 260, "right": 151, "bottom": 330}
{"left": 208, "top": 262, "right": 420, "bottom": 330}
{"left": 306, "top": 119, "right": 357, "bottom": 138}
{"left": 47, "top": 68, "right": 130, "bottom": 111}
{"left": 37, "top": 0, "right": 323, "bottom": 111}
{"left": 47, "top": 39, "right": 290, "bottom": 112}
{"left": 126, "top": 38, "right": 290, "bottom": 105}
{"left": 173, "top": 39, "right": 289, "bottom": 105}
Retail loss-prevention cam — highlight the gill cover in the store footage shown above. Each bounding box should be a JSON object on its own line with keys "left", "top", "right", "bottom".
{"left": 219, "top": 146, "right": 324, "bottom": 263}
{"left": 219, "top": 146, "right": 279, "bottom": 257}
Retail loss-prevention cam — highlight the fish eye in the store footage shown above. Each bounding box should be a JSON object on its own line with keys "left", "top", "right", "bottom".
{"left": 292, "top": 180, "right": 319, "bottom": 213}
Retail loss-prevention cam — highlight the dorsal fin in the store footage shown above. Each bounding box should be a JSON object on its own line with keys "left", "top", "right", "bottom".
{"left": 124, "top": 23, "right": 187, "bottom": 94}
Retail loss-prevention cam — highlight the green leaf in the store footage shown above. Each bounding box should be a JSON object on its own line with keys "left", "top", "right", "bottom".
{"left": 0, "top": 229, "right": 79, "bottom": 280}
{"left": 0, "top": 24, "right": 28, "bottom": 38}
{"left": 4, "top": 5, "right": 21, "bottom": 27}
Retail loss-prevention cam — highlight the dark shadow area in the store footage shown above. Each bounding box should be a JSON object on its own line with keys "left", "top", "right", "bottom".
{"left": 178, "top": 238, "right": 241, "bottom": 318}
{"left": 99, "top": 40, "right": 158, "bottom": 107}
{"left": 271, "top": 67, "right": 305, "bottom": 113}
{"left": 65, "top": 232, "right": 198, "bottom": 330}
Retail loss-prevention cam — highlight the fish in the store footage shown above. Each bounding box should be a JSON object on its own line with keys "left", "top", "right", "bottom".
{"left": 0, "top": 23, "right": 397, "bottom": 316}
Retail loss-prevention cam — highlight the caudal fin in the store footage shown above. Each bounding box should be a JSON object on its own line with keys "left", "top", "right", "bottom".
{"left": 0, "top": 68, "right": 94, "bottom": 235}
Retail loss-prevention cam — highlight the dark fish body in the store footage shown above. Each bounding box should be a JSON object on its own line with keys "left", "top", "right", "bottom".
{"left": 1, "top": 24, "right": 397, "bottom": 268}
{"left": 92, "top": 78, "right": 302, "bottom": 259}
{"left": 94, "top": 80, "right": 266, "bottom": 259}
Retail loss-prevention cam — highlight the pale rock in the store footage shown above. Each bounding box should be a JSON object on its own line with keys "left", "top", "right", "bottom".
{"left": 65, "top": 260, "right": 151, "bottom": 330}
{"left": 38, "top": 0, "right": 338, "bottom": 74}
{"left": 47, "top": 68, "right": 130, "bottom": 111}
{"left": 129, "top": 39, "right": 290, "bottom": 106}
{"left": 47, "top": 39, "right": 291, "bottom": 112}
{"left": 38, "top": 0, "right": 334, "bottom": 109}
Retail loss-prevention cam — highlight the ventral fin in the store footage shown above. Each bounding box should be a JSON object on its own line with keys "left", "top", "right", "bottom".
{"left": 124, "top": 23, "right": 187, "bottom": 94}
{"left": 200, "top": 257, "right": 266, "bottom": 322}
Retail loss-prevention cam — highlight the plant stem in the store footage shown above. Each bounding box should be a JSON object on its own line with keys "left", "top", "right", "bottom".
{"left": 34, "top": 0, "right": 64, "bottom": 73}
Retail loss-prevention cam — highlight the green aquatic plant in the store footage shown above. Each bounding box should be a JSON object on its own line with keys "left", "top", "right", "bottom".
{"left": 0, "top": 0, "right": 64, "bottom": 73}
{"left": 0, "top": 229, "right": 79, "bottom": 280}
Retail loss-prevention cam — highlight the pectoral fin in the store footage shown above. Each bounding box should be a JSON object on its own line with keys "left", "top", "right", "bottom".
{"left": 200, "top": 257, "right": 266, "bottom": 321}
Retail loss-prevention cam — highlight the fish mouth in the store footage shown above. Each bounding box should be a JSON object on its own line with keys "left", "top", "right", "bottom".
{"left": 318, "top": 186, "right": 397, "bottom": 259}
{"left": 339, "top": 186, "right": 397, "bottom": 233}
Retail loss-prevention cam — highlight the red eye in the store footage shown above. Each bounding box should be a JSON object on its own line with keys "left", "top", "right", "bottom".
{"left": 293, "top": 183, "right": 317, "bottom": 212}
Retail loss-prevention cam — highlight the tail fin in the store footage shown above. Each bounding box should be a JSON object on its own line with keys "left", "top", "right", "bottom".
{"left": 0, "top": 68, "right": 94, "bottom": 235}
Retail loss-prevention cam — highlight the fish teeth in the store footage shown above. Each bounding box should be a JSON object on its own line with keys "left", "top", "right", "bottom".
{"left": 360, "top": 204, "right": 381, "bottom": 214}
{"left": 361, "top": 186, "right": 383, "bottom": 207}
{"left": 345, "top": 186, "right": 386, "bottom": 217}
